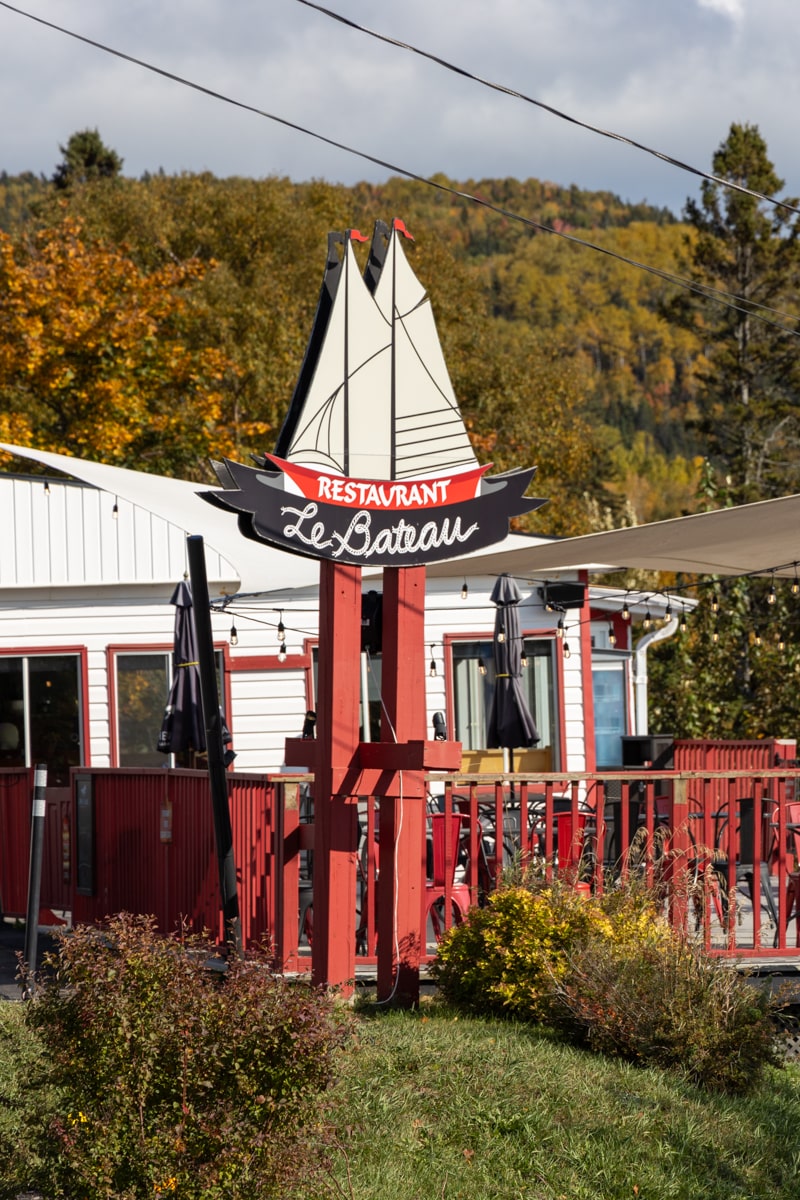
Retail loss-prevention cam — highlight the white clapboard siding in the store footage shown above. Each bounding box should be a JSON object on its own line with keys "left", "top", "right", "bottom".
{"left": 0, "top": 475, "right": 237, "bottom": 588}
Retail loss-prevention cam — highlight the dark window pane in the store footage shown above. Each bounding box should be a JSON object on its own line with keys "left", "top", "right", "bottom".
{"left": 28, "top": 656, "right": 81, "bottom": 785}
{"left": 0, "top": 657, "right": 25, "bottom": 767}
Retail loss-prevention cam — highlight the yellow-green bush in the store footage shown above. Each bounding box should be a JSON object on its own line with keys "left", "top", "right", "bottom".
{"left": 431, "top": 875, "right": 781, "bottom": 1094}
{"left": 431, "top": 879, "right": 668, "bottom": 1019}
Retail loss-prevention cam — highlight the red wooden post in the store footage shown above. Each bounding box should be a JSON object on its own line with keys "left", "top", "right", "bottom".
{"left": 377, "top": 566, "right": 427, "bottom": 1005}
{"left": 311, "top": 559, "right": 362, "bottom": 993}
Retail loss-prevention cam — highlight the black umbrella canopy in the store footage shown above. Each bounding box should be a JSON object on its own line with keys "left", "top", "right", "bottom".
{"left": 487, "top": 574, "right": 540, "bottom": 754}
{"left": 157, "top": 579, "right": 207, "bottom": 757}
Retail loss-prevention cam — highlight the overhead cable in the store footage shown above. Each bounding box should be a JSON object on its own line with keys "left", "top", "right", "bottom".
{"left": 295, "top": 0, "right": 800, "bottom": 220}
{"left": 1, "top": 0, "right": 799, "bottom": 336}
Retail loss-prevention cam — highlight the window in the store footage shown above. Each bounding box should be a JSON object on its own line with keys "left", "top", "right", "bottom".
{"left": 0, "top": 654, "right": 83, "bottom": 785}
{"left": 592, "top": 657, "right": 629, "bottom": 768}
{"left": 114, "top": 651, "right": 225, "bottom": 768}
{"left": 451, "top": 639, "right": 558, "bottom": 763}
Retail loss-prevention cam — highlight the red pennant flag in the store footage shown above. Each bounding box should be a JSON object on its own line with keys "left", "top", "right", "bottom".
{"left": 393, "top": 218, "right": 415, "bottom": 241}
{"left": 349, "top": 229, "right": 369, "bottom": 242}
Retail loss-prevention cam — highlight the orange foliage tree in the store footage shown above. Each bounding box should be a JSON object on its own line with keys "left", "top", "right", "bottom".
{"left": 0, "top": 216, "right": 259, "bottom": 479}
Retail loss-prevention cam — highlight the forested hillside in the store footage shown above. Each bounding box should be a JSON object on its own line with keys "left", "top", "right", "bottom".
{"left": 4, "top": 124, "right": 800, "bottom": 738}
{"left": 1, "top": 125, "right": 797, "bottom": 543}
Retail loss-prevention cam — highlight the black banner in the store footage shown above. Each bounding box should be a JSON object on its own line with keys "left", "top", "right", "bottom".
{"left": 204, "top": 459, "right": 546, "bottom": 568}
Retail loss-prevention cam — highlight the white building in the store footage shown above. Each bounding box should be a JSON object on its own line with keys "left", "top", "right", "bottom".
{"left": 0, "top": 449, "right": 674, "bottom": 801}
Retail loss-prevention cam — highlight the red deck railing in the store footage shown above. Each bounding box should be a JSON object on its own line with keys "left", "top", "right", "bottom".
{"left": 4, "top": 761, "right": 800, "bottom": 969}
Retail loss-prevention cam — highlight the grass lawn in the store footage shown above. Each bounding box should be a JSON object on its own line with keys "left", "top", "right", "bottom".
{"left": 3, "top": 997, "right": 800, "bottom": 1199}
{"left": 298, "top": 1000, "right": 800, "bottom": 1200}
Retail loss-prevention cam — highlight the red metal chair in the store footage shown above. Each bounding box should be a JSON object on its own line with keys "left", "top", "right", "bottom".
{"left": 425, "top": 812, "right": 472, "bottom": 941}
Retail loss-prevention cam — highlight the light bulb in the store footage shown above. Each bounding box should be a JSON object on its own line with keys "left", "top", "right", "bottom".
{"left": 478, "top": 659, "right": 487, "bottom": 676}
{"left": 277, "top": 644, "right": 287, "bottom": 663}
{"left": 277, "top": 613, "right": 286, "bottom": 643}
{"left": 643, "top": 610, "right": 652, "bottom": 631}
{"left": 429, "top": 645, "right": 437, "bottom": 677}
{"left": 497, "top": 629, "right": 505, "bottom": 644}
{"left": 711, "top": 591, "right": 720, "bottom": 614}
{"left": 563, "top": 641, "right": 571, "bottom": 660}
{"left": 230, "top": 623, "right": 238, "bottom": 647}
{"left": 768, "top": 582, "right": 777, "bottom": 605}
{"left": 461, "top": 580, "right": 468, "bottom": 600}
{"left": 608, "top": 625, "right": 617, "bottom": 647}
{"left": 621, "top": 599, "right": 630, "bottom": 621}
{"left": 112, "top": 498, "right": 119, "bottom": 519}
{"left": 520, "top": 651, "right": 528, "bottom": 668}
{"left": 556, "top": 618, "right": 564, "bottom": 639}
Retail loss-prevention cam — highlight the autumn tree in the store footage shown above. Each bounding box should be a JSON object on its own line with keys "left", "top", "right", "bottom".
{"left": 0, "top": 217, "right": 257, "bottom": 478}
{"left": 683, "top": 123, "right": 800, "bottom": 502}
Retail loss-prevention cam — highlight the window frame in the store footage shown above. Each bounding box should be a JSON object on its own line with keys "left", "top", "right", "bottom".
{"left": 444, "top": 630, "right": 565, "bottom": 769}
{"left": 108, "top": 643, "right": 232, "bottom": 768}
{"left": 0, "top": 646, "right": 90, "bottom": 781}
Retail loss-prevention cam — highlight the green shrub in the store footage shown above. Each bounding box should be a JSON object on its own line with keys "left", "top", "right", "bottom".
{"left": 546, "top": 936, "right": 783, "bottom": 1094}
{"left": 431, "top": 872, "right": 781, "bottom": 1094}
{"left": 23, "top": 913, "right": 349, "bottom": 1199}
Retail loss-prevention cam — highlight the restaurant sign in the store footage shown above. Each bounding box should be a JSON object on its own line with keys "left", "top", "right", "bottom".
{"left": 207, "top": 219, "right": 544, "bottom": 567}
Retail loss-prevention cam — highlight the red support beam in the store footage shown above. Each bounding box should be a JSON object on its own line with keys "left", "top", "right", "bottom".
{"left": 377, "top": 566, "right": 428, "bottom": 1005}
{"left": 310, "top": 559, "right": 362, "bottom": 993}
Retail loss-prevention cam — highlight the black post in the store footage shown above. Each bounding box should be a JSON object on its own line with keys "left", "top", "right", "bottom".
{"left": 186, "top": 535, "right": 243, "bottom": 957}
{"left": 22, "top": 764, "right": 48, "bottom": 998}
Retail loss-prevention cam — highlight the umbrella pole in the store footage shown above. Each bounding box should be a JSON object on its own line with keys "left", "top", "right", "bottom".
{"left": 187, "top": 535, "right": 243, "bottom": 957}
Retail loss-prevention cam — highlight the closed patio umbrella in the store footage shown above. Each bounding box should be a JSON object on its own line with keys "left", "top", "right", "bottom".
{"left": 487, "top": 574, "right": 539, "bottom": 771}
{"left": 157, "top": 579, "right": 231, "bottom": 759}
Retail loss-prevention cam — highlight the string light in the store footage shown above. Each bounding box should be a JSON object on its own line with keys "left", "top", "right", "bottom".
{"left": 478, "top": 659, "right": 487, "bottom": 676}
{"left": 663, "top": 600, "right": 672, "bottom": 624}
{"left": 43, "top": 480, "right": 50, "bottom": 496}
{"left": 608, "top": 623, "right": 617, "bottom": 647}
{"left": 793, "top": 567, "right": 800, "bottom": 596}
{"left": 230, "top": 622, "right": 238, "bottom": 647}
{"left": 768, "top": 578, "right": 777, "bottom": 605}
{"left": 621, "top": 596, "right": 630, "bottom": 621}
{"left": 643, "top": 610, "right": 652, "bottom": 631}
{"left": 461, "top": 580, "right": 469, "bottom": 600}
{"left": 497, "top": 626, "right": 505, "bottom": 644}
{"left": 520, "top": 649, "right": 529, "bottom": 668}
{"left": 778, "top": 632, "right": 786, "bottom": 652}
{"left": 277, "top": 611, "right": 286, "bottom": 643}
{"left": 556, "top": 618, "right": 565, "bottom": 639}
{"left": 754, "top": 628, "right": 762, "bottom": 647}
{"left": 711, "top": 591, "right": 720, "bottom": 614}
{"left": 112, "top": 496, "right": 119, "bottom": 519}
{"left": 277, "top": 643, "right": 287, "bottom": 663}
{"left": 679, "top": 606, "right": 688, "bottom": 634}
{"left": 429, "top": 644, "right": 437, "bottom": 677}
{"left": 563, "top": 641, "right": 571, "bottom": 660}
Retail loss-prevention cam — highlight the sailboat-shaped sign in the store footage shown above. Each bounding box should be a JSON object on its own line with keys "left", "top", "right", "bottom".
{"left": 206, "top": 219, "right": 545, "bottom": 567}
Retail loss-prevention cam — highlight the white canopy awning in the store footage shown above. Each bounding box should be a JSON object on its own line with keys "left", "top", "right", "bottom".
{"left": 4, "top": 443, "right": 799, "bottom": 587}
{"left": 425, "top": 493, "right": 800, "bottom": 580}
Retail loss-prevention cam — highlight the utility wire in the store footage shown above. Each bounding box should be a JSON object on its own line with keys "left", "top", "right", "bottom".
{"left": 295, "top": 0, "right": 800, "bottom": 220}
{"left": 2, "top": 1, "right": 799, "bottom": 337}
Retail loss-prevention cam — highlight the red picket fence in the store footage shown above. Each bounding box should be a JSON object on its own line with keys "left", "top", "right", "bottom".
{"left": 0, "top": 769, "right": 71, "bottom": 918}
{"left": 71, "top": 769, "right": 278, "bottom": 949}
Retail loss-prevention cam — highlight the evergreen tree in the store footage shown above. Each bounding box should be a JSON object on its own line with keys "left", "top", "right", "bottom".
{"left": 52, "top": 129, "right": 123, "bottom": 190}
{"left": 683, "top": 123, "right": 800, "bottom": 502}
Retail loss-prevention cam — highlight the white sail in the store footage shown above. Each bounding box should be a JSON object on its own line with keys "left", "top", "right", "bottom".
{"left": 372, "top": 229, "right": 480, "bottom": 481}
{"left": 284, "top": 224, "right": 478, "bottom": 482}
{"left": 285, "top": 238, "right": 391, "bottom": 477}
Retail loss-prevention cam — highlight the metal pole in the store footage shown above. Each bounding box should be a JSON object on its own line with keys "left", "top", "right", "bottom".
{"left": 22, "top": 763, "right": 47, "bottom": 998}
{"left": 186, "top": 535, "right": 243, "bottom": 957}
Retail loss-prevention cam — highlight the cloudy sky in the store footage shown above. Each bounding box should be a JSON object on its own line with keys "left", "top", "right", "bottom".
{"left": 1, "top": 0, "right": 797, "bottom": 217}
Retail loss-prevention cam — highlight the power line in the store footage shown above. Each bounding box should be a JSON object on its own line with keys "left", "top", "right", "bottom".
{"left": 294, "top": 0, "right": 800, "bottom": 221}
{"left": 1, "top": 0, "right": 799, "bottom": 337}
